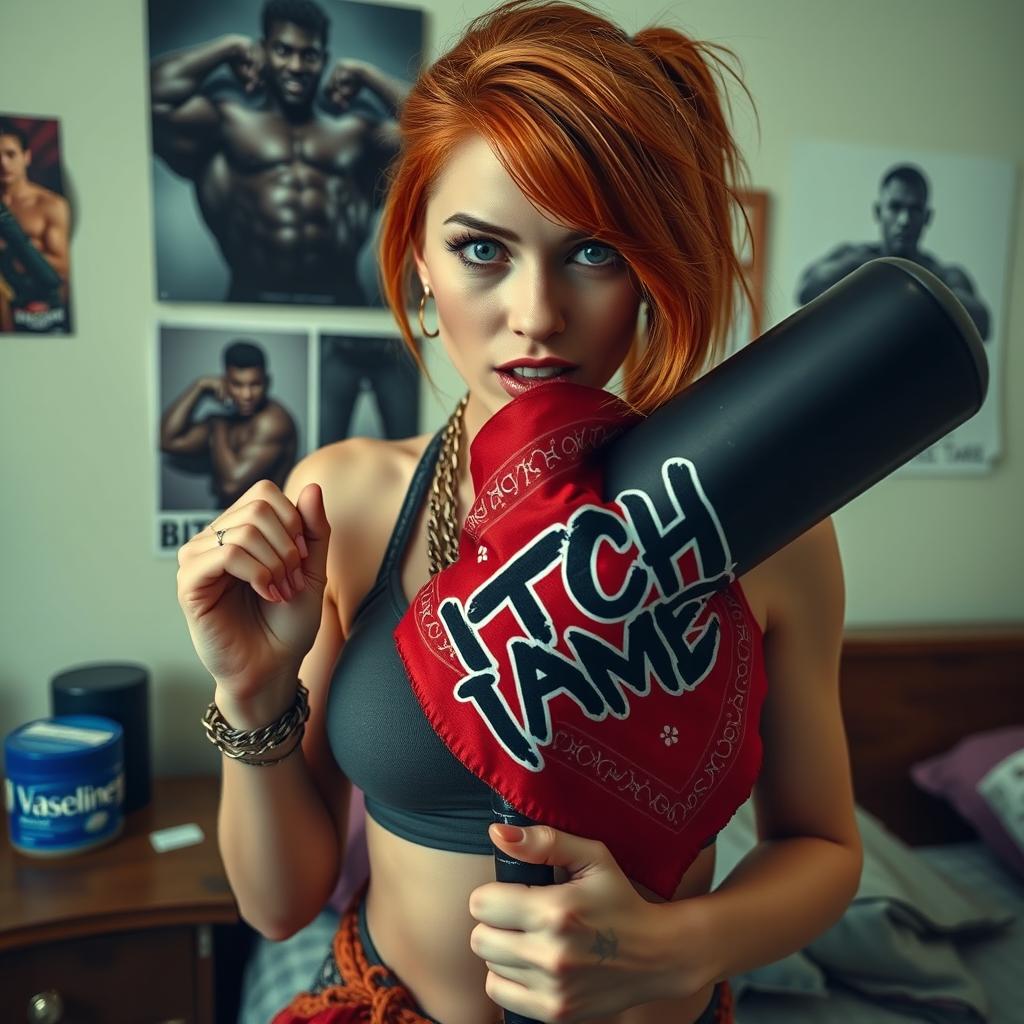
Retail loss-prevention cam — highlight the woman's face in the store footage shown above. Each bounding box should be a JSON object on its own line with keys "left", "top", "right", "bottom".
{"left": 413, "top": 135, "right": 642, "bottom": 429}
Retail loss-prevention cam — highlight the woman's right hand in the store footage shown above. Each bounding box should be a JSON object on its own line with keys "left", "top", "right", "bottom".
{"left": 176, "top": 479, "right": 331, "bottom": 725}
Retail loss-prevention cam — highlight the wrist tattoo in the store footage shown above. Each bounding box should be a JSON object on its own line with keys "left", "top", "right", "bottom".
{"left": 590, "top": 928, "right": 618, "bottom": 963}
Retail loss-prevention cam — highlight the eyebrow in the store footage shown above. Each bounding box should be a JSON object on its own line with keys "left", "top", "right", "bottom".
{"left": 442, "top": 213, "right": 589, "bottom": 245}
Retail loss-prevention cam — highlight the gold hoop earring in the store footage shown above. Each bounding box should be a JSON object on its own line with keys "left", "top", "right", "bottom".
{"left": 418, "top": 285, "right": 440, "bottom": 338}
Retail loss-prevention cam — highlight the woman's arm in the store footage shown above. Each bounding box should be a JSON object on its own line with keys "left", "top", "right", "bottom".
{"left": 659, "top": 517, "right": 863, "bottom": 991}
{"left": 215, "top": 446, "right": 358, "bottom": 940}
{"left": 471, "top": 518, "right": 861, "bottom": 1020}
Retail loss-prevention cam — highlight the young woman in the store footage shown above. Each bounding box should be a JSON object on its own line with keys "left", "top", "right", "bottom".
{"left": 176, "top": 3, "right": 862, "bottom": 1023}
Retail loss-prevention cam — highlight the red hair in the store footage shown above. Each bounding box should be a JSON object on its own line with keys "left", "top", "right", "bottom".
{"left": 378, "top": 0, "right": 754, "bottom": 415}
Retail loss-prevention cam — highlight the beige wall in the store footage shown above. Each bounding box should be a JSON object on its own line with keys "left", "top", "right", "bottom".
{"left": 1, "top": 0, "right": 1021, "bottom": 775}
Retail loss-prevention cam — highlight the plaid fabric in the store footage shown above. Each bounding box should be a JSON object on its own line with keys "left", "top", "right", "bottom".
{"left": 238, "top": 907, "right": 341, "bottom": 1024}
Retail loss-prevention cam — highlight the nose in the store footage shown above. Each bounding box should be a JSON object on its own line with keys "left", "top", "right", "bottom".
{"left": 507, "top": 264, "right": 566, "bottom": 342}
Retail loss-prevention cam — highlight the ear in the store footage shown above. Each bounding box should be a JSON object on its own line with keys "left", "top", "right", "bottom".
{"left": 411, "top": 242, "right": 429, "bottom": 292}
{"left": 872, "top": 200, "right": 880, "bottom": 223}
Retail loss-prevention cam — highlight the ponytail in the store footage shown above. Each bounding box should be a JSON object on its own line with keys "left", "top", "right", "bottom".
{"left": 623, "top": 25, "right": 756, "bottom": 406}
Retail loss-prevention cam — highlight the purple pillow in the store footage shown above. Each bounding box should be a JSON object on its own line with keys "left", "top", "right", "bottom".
{"left": 912, "top": 727, "right": 1024, "bottom": 879}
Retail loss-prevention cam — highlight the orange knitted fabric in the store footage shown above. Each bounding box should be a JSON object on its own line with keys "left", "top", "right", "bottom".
{"left": 271, "top": 883, "right": 435, "bottom": 1024}
{"left": 713, "top": 980, "right": 735, "bottom": 1023}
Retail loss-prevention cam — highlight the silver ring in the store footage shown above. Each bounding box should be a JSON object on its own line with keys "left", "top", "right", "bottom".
{"left": 215, "top": 528, "right": 228, "bottom": 547}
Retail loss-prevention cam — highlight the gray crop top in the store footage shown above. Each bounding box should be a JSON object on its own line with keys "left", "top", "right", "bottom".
{"left": 326, "top": 431, "right": 498, "bottom": 854}
{"left": 326, "top": 431, "right": 717, "bottom": 856}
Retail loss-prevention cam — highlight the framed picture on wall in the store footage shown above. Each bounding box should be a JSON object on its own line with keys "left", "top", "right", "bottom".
{"left": 154, "top": 322, "right": 312, "bottom": 554}
{"left": 0, "top": 113, "right": 74, "bottom": 335}
{"left": 722, "top": 188, "right": 769, "bottom": 360}
{"left": 146, "top": 0, "right": 425, "bottom": 308}
{"left": 783, "top": 140, "right": 1014, "bottom": 474}
{"left": 738, "top": 189, "right": 768, "bottom": 340}
{"left": 318, "top": 331, "right": 420, "bottom": 445}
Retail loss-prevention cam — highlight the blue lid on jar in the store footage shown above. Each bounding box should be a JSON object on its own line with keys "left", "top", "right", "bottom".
{"left": 5, "top": 715, "right": 124, "bottom": 781}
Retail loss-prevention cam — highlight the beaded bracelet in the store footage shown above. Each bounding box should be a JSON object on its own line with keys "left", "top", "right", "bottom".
{"left": 201, "top": 682, "right": 310, "bottom": 767}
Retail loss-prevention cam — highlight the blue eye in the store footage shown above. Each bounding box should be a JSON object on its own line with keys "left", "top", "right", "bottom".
{"left": 442, "top": 232, "right": 622, "bottom": 271}
{"left": 465, "top": 241, "right": 501, "bottom": 264}
{"left": 444, "top": 233, "right": 505, "bottom": 268}
{"left": 574, "top": 243, "right": 616, "bottom": 267}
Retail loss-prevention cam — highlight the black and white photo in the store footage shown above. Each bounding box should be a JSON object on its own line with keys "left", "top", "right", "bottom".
{"left": 783, "top": 140, "right": 1015, "bottom": 474}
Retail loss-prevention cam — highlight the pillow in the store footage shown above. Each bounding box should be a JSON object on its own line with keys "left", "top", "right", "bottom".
{"left": 803, "top": 808, "right": 1012, "bottom": 1022}
{"left": 912, "top": 727, "right": 1024, "bottom": 880}
{"left": 808, "top": 915, "right": 988, "bottom": 1024}
{"left": 838, "top": 805, "right": 1014, "bottom": 937}
{"left": 713, "top": 798, "right": 1013, "bottom": 1016}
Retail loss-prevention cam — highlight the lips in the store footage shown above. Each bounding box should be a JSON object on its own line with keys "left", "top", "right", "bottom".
{"left": 495, "top": 365, "right": 575, "bottom": 398}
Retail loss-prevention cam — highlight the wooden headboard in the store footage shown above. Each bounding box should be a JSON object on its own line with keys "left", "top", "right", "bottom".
{"left": 839, "top": 624, "right": 1024, "bottom": 846}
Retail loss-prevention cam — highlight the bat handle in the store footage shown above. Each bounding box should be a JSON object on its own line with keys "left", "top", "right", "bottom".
{"left": 491, "top": 792, "right": 554, "bottom": 1024}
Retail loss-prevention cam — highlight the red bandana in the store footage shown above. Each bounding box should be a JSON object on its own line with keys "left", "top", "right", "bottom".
{"left": 394, "top": 382, "right": 767, "bottom": 898}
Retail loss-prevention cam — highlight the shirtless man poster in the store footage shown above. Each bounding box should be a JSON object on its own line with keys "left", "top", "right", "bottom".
{"left": 147, "top": 0, "right": 423, "bottom": 306}
{"left": 796, "top": 164, "right": 991, "bottom": 341}
{"left": 156, "top": 324, "right": 309, "bottom": 553}
{"left": 0, "top": 115, "right": 73, "bottom": 334}
{"left": 785, "top": 139, "right": 1015, "bottom": 474}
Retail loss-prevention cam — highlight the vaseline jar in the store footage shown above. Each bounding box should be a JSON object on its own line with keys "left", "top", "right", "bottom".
{"left": 4, "top": 715, "right": 125, "bottom": 857}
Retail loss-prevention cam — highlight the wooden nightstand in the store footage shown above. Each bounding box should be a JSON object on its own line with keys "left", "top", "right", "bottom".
{"left": 1, "top": 775, "right": 239, "bottom": 1024}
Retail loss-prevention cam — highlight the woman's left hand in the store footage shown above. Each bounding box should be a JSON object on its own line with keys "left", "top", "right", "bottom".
{"left": 469, "top": 823, "right": 702, "bottom": 1023}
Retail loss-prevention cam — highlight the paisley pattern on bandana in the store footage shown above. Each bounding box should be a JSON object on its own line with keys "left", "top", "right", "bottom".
{"left": 395, "top": 382, "right": 767, "bottom": 899}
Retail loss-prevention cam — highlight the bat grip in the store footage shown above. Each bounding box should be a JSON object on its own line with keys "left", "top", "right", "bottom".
{"left": 491, "top": 791, "right": 554, "bottom": 1024}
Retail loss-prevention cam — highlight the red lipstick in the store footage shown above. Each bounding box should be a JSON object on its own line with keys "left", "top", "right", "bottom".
{"left": 494, "top": 357, "right": 577, "bottom": 398}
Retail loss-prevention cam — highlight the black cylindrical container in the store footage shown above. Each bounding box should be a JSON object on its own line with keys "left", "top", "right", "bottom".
{"left": 492, "top": 790, "right": 553, "bottom": 1024}
{"left": 487, "top": 258, "right": 983, "bottom": 1024}
{"left": 489, "top": 258, "right": 986, "bottom": 1024}
{"left": 51, "top": 663, "right": 152, "bottom": 813}
{"left": 491, "top": 792, "right": 556, "bottom": 886}
{"left": 604, "top": 257, "right": 988, "bottom": 569}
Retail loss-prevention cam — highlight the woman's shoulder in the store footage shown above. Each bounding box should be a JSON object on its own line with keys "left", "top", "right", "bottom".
{"left": 288, "top": 433, "right": 433, "bottom": 521}
{"left": 738, "top": 517, "right": 843, "bottom": 638}
{"left": 286, "top": 433, "right": 435, "bottom": 619}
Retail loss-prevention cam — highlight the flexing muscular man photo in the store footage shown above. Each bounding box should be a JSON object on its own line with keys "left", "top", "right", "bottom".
{"left": 795, "top": 164, "right": 991, "bottom": 340}
{"left": 149, "top": 0, "right": 417, "bottom": 305}
{"left": 0, "top": 118, "right": 71, "bottom": 333}
{"left": 161, "top": 339, "right": 298, "bottom": 508}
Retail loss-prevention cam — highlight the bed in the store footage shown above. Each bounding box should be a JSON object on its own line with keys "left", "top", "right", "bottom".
{"left": 235, "top": 625, "right": 1024, "bottom": 1024}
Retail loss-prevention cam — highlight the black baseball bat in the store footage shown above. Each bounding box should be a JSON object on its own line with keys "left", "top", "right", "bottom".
{"left": 491, "top": 256, "right": 986, "bottom": 1024}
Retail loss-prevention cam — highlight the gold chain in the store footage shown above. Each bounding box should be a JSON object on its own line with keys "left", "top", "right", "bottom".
{"left": 427, "top": 393, "right": 470, "bottom": 575}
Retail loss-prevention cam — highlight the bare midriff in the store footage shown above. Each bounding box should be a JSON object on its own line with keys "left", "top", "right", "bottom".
{"left": 362, "top": 817, "right": 719, "bottom": 1024}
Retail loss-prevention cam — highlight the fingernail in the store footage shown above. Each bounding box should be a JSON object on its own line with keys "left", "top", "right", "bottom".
{"left": 291, "top": 567, "right": 305, "bottom": 592}
{"left": 268, "top": 584, "right": 283, "bottom": 602}
{"left": 296, "top": 534, "right": 309, "bottom": 559}
{"left": 493, "top": 824, "right": 524, "bottom": 844}
{"left": 279, "top": 578, "right": 294, "bottom": 601}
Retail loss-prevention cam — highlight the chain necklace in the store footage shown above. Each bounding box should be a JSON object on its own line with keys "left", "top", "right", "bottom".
{"left": 426, "top": 393, "right": 470, "bottom": 575}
